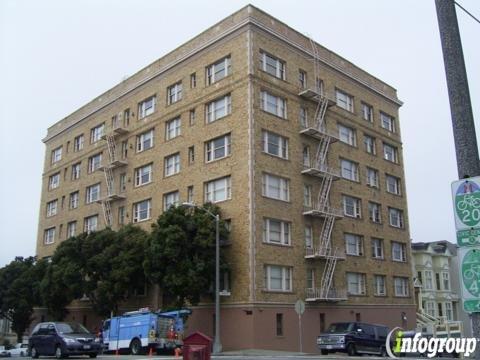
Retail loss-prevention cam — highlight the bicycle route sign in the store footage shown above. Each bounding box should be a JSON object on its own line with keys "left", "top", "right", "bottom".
{"left": 459, "top": 247, "right": 480, "bottom": 312}
{"left": 451, "top": 177, "right": 480, "bottom": 232}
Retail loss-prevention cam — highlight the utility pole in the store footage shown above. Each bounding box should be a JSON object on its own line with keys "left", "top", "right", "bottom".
{"left": 435, "top": 0, "right": 480, "bottom": 358}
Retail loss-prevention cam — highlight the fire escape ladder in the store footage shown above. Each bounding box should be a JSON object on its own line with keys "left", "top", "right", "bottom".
{"left": 102, "top": 198, "right": 112, "bottom": 228}
{"left": 318, "top": 215, "right": 335, "bottom": 256}
{"left": 319, "top": 249, "right": 338, "bottom": 299}
{"left": 317, "top": 173, "right": 333, "bottom": 213}
{"left": 316, "top": 133, "right": 331, "bottom": 165}
{"left": 106, "top": 134, "right": 117, "bottom": 163}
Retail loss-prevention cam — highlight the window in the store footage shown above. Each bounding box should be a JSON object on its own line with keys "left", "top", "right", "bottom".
{"left": 338, "top": 124, "right": 356, "bottom": 146}
{"left": 304, "top": 269, "right": 315, "bottom": 290}
{"left": 137, "top": 129, "right": 154, "bottom": 152}
{"left": 303, "top": 146, "right": 311, "bottom": 167}
{"left": 305, "top": 226, "right": 313, "bottom": 249}
{"left": 119, "top": 173, "right": 126, "bottom": 193}
{"left": 206, "top": 94, "right": 231, "bottom": 123}
{"left": 49, "top": 173, "right": 60, "bottom": 190}
{"left": 86, "top": 183, "right": 101, "bottom": 204}
{"left": 71, "top": 163, "right": 81, "bottom": 180}
{"left": 371, "top": 238, "right": 384, "bottom": 259}
{"left": 392, "top": 241, "right": 407, "bottom": 262}
{"left": 381, "top": 112, "right": 395, "bottom": 132}
{"left": 121, "top": 141, "right": 128, "bottom": 159}
{"left": 73, "top": 135, "right": 84, "bottom": 152}
{"left": 425, "top": 301, "right": 435, "bottom": 317}
{"left": 133, "top": 199, "right": 152, "bottom": 222}
{"left": 445, "top": 302, "right": 453, "bottom": 321}
{"left": 190, "top": 73, "right": 197, "bottom": 88}
{"left": 299, "top": 107, "right": 307, "bottom": 128}
{"left": 364, "top": 135, "right": 376, "bottom": 154}
{"left": 189, "top": 109, "right": 196, "bottom": 125}
{"left": 389, "top": 207, "right": 404, "bottom": 228}
{"left": 343, "top": 195, "right": 361, "bottom": 218}
{"left": 340, "top": 159, "right": 359, "bottom": 182}
{"left": 206, "top": 134, "right": 231, "bottom": 162}
{"left": 138, "top": 95, "right": 156, "bottom": 119}
{"left": 442, "top": 272, "right": 450, "bottom": 291}
{"left": 262, "top": 131, "right": 288, "bottom": 159}
{"left": 84, "top": 215, "right": 98, "bottom": 233}
{"left": 265, "top": 265, "right": 292, "bottom": 292}
{"left": 336, "top": 89, "right": 354, "bottom": 112}
{"left": 374, "top": 275, "right": 386, "bottom": 296}
{"left": 46, "top": 200, "right": 58, "bottom": 217}
{"left": 303, "top": 185, "right": 312, "bottom": 207}
{"left": 205, "top": 176, "right": 231, "bottom": 203}
{"left": 425, "top": 270, "right": 433, "bottom": 290}
{"left": 44, "top": 228, "right": 55, "bottom": 245}
{"left": 276, "top": 313, "right": 284, "bottom": 337}
{"left": 262, "top": 173, "right": 289, "bottom": 201}
{"left": 163, "top": 191, "right": 180, "bottom": 211}
{"left": 298, "top": 70, "right": 307, "bottom": 88}
{"left": 207, "top": 56, "right": 231, "bottom": 85}
{"left": 345, "top": 233, "right": 363, "bottom": 256}
{"left": 135, "top": 164, "right": 152, "bottom": 186}
{"left": 347, "top": 272, "right": 366, "bottom": 295}
{"left": 167, "top": 82, "right": 182, "bottom": 104}
{"left": 188, "top": 146, "right": 195, "bottom": 164}
{"left": 263, "top": 218, "right": 291, "bottom": 246}
{"left": 261, "top": 91, "right": 286, "bottom": 118}
{"left": 123, "top": 109, "right": 130, "bottom": 127}
{"left": 51, "top": 147, "right": 62, "bottom": 164}
{"left": 67, "top": 222, "right": 76, "bottom": 238}
{"left": 260, "top": 51, "right": 285, "bottom": 79}
{"left": 187, "top": 186, "right": 194, "bottom": 203}
{"left": 366, "top": 167, "right": 379, "bottom": 187}
{"left": 118, "top": 206, "right": 125, "bottom": 226}
{"left": 394, "top": 277, "right": 409, "bottom": 297}
{"left": 361, "top": 102, "right": 373, "bottom": 122}
{"left": 90, "top": 123, "right": 105, "bottom": 143}
{"left": 69, "top": 191, "right": 79, "bottom": 209}
{"left": 88, "top": 153, "right": 102, "bottom": 173}
{"left": 383, "top": 143, "right": 398, "bottom": 163}
{"left": 164, "top": 153, "right": 180, "bottom": 177}
{"left": 386, "top": 175, "right": 401, "bottom": 195}
{"left": 166, "top": 117, "right": 181, "bottom": 140}
{"left": 368, "top": 202, "right": 382, "bottom": 223}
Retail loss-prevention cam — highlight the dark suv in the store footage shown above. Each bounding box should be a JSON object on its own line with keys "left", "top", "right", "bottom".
{"left": 316, "top": 322, "right": 389, "bottom": 356}
{"left": 29, "top": 322, "right": 101, "bottom": 359}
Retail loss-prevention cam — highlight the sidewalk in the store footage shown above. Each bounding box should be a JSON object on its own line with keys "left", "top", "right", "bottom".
{"left": 215, "top": 349, "right": 312, "bottom": 356}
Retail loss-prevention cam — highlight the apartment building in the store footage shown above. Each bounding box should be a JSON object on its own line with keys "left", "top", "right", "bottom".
{"left": 411, "top": 241, "right": 472, "bottom": 336}
{"left": 36, "top": 5, "right": 415, "bottom": 352}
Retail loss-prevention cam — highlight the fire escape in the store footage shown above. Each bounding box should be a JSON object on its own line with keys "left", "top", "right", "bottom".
{"left": 96, "top": 114, "right": 128, "bottom": 227}
{"left": 302, "top": 39, "right": 346, "bottom": 302}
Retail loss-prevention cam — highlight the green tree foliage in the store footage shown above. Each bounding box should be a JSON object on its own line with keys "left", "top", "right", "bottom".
{"left": 0, "top": 257, "right": 48, "bottom": 341}
{"left": 145, "top": 204, "right": 229, "bottom": 308}
{"left": 40, "top": 226, "right": 148, "bottom": 319}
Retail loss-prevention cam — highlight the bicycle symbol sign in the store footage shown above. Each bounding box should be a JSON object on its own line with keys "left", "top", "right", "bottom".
{"left": 452, "top": 178, "right": 480, "bottom": 231}
{"left": 460, "top": 247, "right": 480, "bottom": 312}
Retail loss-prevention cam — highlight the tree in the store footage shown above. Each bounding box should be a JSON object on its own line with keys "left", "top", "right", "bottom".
{"left": 0, "top": 257, "right": 48, "bottom": 341}
{"left": 144, "top": 204, "right": 229, "bottom": 308}
{"left": 41, "top": 226, "right": 148, "bottom": 319}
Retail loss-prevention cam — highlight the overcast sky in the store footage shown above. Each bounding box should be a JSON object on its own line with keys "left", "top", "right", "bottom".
{"left": 0, "top": 0, "right": 479, "bottom": 267}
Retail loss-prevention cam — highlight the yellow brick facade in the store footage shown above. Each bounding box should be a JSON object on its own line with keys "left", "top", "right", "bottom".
{"left": 36, "top": 5, "right": 415, "bottom": 351}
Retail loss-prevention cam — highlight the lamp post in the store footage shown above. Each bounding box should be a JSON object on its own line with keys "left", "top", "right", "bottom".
{"left": 182, "top": 202, "right": 222, "bottom": 354}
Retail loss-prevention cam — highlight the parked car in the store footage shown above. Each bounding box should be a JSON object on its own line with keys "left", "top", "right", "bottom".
{"left": 28, "top": 322, "right": 101, "bottom": 359}
{"left": 0, "top": 346, "right": 11, "bottom": 358}
{"left": 6, "top": 344, "right": 28, "bottom": 357}
{"left": 316, "top": 321, "right": 389, "bottom": 356}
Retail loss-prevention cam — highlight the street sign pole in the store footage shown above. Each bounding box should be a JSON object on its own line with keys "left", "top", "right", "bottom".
{"left": 294, "top": 300, "right": 305, "bottom": 353}
{"left": 436, "top": 0, "right": 480, "bottom": 358}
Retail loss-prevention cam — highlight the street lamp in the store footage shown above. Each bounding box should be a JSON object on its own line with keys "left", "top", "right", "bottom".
{"left": 182, "top": 202, "right": 222, "bottom": 354}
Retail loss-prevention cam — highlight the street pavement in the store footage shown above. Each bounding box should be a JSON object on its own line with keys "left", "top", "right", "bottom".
{"left": 43, "top": 355, "right": 401, "bottom": 360}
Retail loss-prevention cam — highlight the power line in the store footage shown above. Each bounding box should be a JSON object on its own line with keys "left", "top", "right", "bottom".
{"left": 455, "top": 1, "right": 480, "bottom": 24}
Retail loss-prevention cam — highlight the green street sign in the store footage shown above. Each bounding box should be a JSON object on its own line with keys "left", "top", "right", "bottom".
{"left": 457, "top": 228, "right": 480, "bottom": 247}
{"left": 459, "top": 247, "right": 480, "bottom": 312}
{"left": 451, "top": 178, "right": 480, "bottom": 231}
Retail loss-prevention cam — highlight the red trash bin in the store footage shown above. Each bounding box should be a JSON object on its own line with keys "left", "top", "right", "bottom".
{"left": 182, "top": 331, "right": 212, "bottom": 360}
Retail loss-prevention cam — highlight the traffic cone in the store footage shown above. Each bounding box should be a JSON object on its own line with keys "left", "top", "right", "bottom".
{"left": 148, "top": 347, "right": 153, "bottom": 357}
